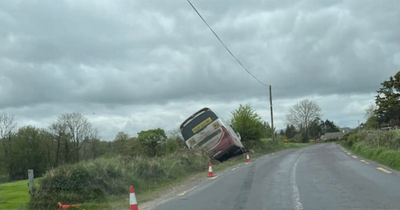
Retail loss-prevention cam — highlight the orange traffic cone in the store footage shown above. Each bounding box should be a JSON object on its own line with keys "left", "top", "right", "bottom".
{"left": 130, "top": 186, "right": 139, "bottom": 210}
{"left": 57, "top": 202, "right": 82, "bottom": 209}
{"left": 246, "top": 153, "right": 250, "bottom": 163}
{"left": 208, "top": 162, "right": 214, "bottom": 177}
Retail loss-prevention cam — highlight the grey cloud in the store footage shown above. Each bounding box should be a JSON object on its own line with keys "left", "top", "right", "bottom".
{"left": 0, "top": 0, "right": 399, "bottom": 139}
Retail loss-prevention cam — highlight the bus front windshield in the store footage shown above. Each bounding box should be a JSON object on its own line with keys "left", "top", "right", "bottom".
{"left": 181, "top": 111, "right": 218, "bottom": 140}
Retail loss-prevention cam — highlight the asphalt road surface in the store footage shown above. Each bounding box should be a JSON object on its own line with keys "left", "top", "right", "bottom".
{"left": 152, "top": 143, "right": 400, "bottom": 210}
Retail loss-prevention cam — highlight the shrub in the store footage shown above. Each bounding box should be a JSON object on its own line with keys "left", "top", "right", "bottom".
{"left": 31, "top": 148, "right": 209, "bottom": 209}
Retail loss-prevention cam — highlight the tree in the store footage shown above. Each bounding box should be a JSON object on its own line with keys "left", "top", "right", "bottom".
{"left": 286, "top": 99, "right": 322, "bottom": 142}
{"left": 112, "top": 132, "right": 131, "bottom": 155}
{"left": 0, "top": 112, "right": 17, "bottom": 180}
{"left": 365, "top": 104, "right": 377, "bottom": 120}
{"left": 167, "top": 128, "right": 186, "bottom": 148}
{"left": 114, "top": 132, "right": 129, "bottom": 142}
{"left": 51, "top": 112, "right": 98, "bottom": 163}
{"left": 284, "top": 124, "right": 297, "bottom": 139}
{"left": 137, "top": 128, "right": 167, "bottom": 157}
{"left": 321, "top": 120, "right": 340, "bottom": 133}
{"left": 230, "top": 104, "right": 264, "bottom": 141}
{"left": 48, "top": 121, "right": 71, "bottom": 166}
{"left": 375, "top": 71, "right": 400, "bottom": 126}
{"left": 11, "top": 126, "right": 50, "bottom": 180}
{"left": 308, "top": 119, "right": 322, "bottom": 139}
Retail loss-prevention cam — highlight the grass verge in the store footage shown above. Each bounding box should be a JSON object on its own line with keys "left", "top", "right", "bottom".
{"left": 0, "top": 179, "right": 35, "bottom": 210}
{"left": 343, "top": 141, "right": 400, "bottom": 171}
{"left": 29, "top": 141, "right": 311, "bottom": 210}
{"left": 92, "top": 141, "right": 311, "bottom": 210}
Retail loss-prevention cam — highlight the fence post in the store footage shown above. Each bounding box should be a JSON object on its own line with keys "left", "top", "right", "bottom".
{"left": 28, "top": 169, "right": 34, "bottom": 196}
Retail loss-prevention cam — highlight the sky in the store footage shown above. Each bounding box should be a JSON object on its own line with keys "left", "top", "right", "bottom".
{"left": 1, "top": 0, "right": 399, "bottom": 140}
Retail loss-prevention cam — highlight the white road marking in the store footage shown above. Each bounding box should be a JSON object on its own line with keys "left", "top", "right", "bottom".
{"left": 178, "top": 186, "right": 198, "bottom": 196}
{"left": 210, "top": 175, "right": 219, "bottom": 180}
{"left": 291, "top": 151, "right": 307, "bottom": 210}
{"left": 231, "top": 167, "right": 237, "bottom": 171}
{"left": 352, "top": 156, "right": 358, "bottom": 159}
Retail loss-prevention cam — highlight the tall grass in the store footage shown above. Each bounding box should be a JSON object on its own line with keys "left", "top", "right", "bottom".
{"left": 341, "top": 129, "right": 400, "bottom": 171}
{"left": 30, "top": 148, "right": 210, "bottom": 209}
{"left": 350, "top": 142, "right": 400, "bottom": 171}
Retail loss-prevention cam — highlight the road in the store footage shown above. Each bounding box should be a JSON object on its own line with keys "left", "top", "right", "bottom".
{"left": 152, "top": 143, "right": 400, "bottom": 210}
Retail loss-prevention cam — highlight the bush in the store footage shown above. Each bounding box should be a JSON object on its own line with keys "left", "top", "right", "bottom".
{"left": 31, "top": 148, "right": 210, "bottom": 209}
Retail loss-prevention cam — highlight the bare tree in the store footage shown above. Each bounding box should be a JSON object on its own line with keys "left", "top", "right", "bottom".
{"left": 365, "top": 103, "right": 377, "bottom": 120}
{"left": 51, "top": 112, "right": 98, "bottom": 163}
{"left": 0, "top": 112, "right": 16, "bottom": 139}
{"left": 286, "top": 99, "right": 322, "bottom": 142}
{"left": 0, "top": 112, "right": 17, "bottom": 179}
{"left": 49, "top": 122, "right": 71, "bottom": 166}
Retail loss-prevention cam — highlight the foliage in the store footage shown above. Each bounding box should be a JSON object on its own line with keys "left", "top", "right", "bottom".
{"left": 364, "top": 116, "right": 380, "bottom": 129}
{"left": 375, "top": 71, "right": 400, "bottom": 126}
{"left": 286, "top": 99, "right": 322, "bottom": 142}
{"left": 30, "top": 148, "right": 210, "bottom": 209}
{"left": 137, "top": 128, "right": 168, "bottom": 157}
{"left": 54, "top": 112, "right": 98, "bottom": 163}
{"left": 230, "top": 104, "right": 264, "bottom": 141}
{"left": 284, "top": 124, "right": 297, "bottom": 139}
{"left": 114, "top": 132, "right": 129, "bottom": 142}
{"left": 364, "top": 104, "right": 377, "bottom": 120}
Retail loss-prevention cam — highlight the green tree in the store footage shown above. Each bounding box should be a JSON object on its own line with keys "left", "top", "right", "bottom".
{"left": 10, "top": 126, "right": 51, "bottom": 180}
{"left": 375, "top": 71, "right": 400, "bottom": 126}
{"left": 230, "top": 104, "right": 264, "bottom": 141}
{"left": 284, "top": 124, "right": 297, "bottom": 139}
{"left": 137, "top": 128, "right": 167, "bottom": 157}
{"left": 308, "top": 120, "right": 322, "bottom": 139}
{"left": 321, "top": 120, "right": 340, "bottom": 133}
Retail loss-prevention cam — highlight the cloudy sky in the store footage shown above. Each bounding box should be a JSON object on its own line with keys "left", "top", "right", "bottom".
{"left": 1, "top": 0, "right": 399, "bottom": 140}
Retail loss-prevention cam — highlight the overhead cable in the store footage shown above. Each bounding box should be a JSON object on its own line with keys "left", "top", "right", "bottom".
{"left": 187, "top": 0, "right": 268, "bottom": 87}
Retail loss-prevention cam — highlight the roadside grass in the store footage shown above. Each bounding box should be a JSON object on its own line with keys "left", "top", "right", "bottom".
{"left": 29, "top": 141, "right": 311, "bottom": 210}
{"left": 344, "top": 141, "right": 400, "bottom": 172}
{"left": 93, "top": 141, "right": 311, "bottom": 210}
{"left": 30, "top": 149, "right": 211, "bottom": 210}
{"left": 0, "top": 179, "right": 37, "bottom": 210}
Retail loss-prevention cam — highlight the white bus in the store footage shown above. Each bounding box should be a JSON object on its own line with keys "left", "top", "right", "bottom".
{"left": 180, "top": 107, "right": 244, "bottom": 160}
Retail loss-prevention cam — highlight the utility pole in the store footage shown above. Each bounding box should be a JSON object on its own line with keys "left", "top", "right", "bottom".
{"left": 269, "top": 85, "right": 275, "bottom": 141}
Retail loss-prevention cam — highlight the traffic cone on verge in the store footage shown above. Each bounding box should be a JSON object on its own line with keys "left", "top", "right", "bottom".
{"left": 57, "top": 202, "right": 82, "bottom": 209}
{"left": 246, "top": 153, "right": 250, "bottom": 163}
{"left": 208, "top": 162, "right": 214, "bottom": 177}
{"left": 130, "top": 186, "right": 139, "bottom": 210}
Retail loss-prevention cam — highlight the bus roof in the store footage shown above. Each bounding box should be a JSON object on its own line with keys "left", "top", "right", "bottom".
{"left": 180, "top": 107, "right": 211, "bottom": 130}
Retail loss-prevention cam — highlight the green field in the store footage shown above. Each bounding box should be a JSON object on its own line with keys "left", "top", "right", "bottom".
{"left": 0, "top": 179, "right": 31, "bottom": 210}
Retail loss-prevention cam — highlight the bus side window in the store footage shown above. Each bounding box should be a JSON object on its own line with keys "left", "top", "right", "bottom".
{"left": 230, "top": 124, "right": 236, "bottom": 132}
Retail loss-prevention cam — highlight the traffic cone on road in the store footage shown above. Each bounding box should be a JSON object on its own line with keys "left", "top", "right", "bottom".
{"left": 208, "top": 162, "right": 214, "bottom": 177}
{"left": 246, "top": 153, "right": 250, "bottom": 163}
{"left": 130, "top": 186, "right": 139, "bottom": 210}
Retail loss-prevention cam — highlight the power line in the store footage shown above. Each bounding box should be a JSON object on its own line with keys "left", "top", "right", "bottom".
{"left": 186, "top": 0, "right": 268, "bottom": 87}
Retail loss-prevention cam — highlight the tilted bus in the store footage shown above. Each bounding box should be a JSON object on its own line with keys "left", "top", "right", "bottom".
{"left": 180, "top": 107, "right": 244, "bottom": 160}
